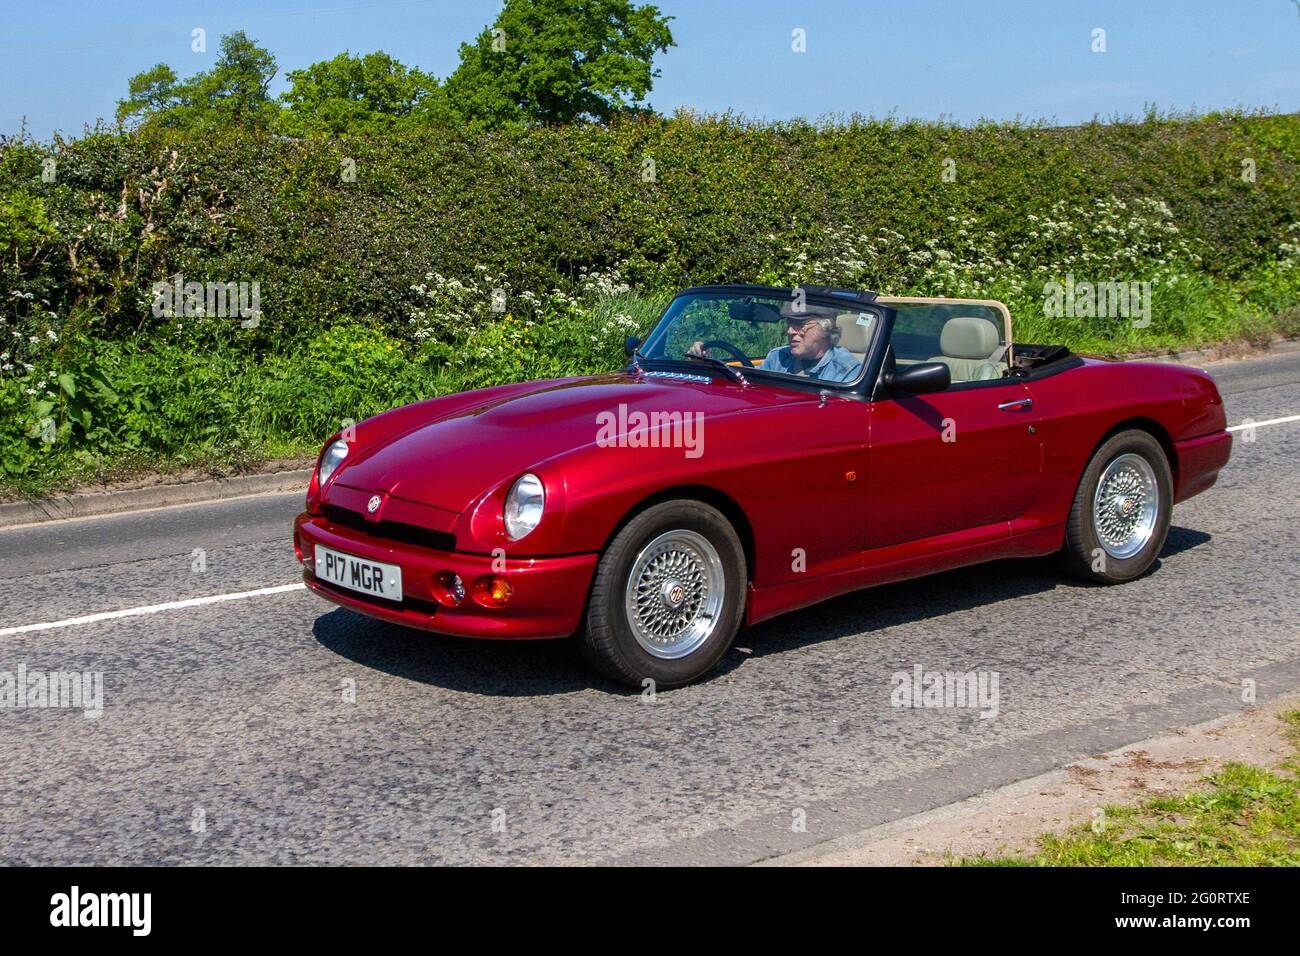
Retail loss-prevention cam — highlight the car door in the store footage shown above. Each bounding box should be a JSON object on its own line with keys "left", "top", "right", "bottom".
{"left": 863, "top": 298, "right": 1043, "bottom": 551}
{"left": 864, "top": 381, "right": 1043, "bottom": 549}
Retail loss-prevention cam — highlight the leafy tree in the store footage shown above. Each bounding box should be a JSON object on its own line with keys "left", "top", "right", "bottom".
{"left": 442, "top": 0, "right": 674, "bottom": 126}
{"left": 116, "top": 32, "right": 279, "bottom": 132}
{"left": 116, "top": 64, "right": 182, "bottom": 123}
{"left": 277, "top": 51, "right": 444, "bottom": 136}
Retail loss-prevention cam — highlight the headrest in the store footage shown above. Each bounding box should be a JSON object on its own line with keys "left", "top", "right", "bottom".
{"left": 940, "top": 316, "right": 1000, "bottom": 360}
{"left": 835, "top": 311, "right": 877, "bottom": 353}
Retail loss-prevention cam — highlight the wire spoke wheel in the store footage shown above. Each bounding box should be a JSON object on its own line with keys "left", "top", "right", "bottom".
{"left": 1092, "top": 452, "right": 1159, "bottom": 560}
{"left": 623, "top": 529, "right": 725, "bottom": 660}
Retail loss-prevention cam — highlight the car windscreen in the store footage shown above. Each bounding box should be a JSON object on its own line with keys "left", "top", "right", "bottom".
{"left": 641, "top": 292, "right": 877, "bottom": 387}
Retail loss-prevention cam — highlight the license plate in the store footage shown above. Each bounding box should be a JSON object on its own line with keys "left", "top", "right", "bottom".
{"left": 314, "top": 545, "right": 403, "bottom": 601}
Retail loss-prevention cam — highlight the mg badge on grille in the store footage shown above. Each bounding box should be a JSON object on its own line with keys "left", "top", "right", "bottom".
{"left": 367, "top": 495, "right": 382, "bottom": 514}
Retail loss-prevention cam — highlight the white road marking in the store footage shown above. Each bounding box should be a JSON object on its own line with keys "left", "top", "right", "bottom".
{"left": 0, "top": 583, "right": 306, "bottom": 637}
{"left": 1227, "top": 414, "right": 1300, "bottom": 432}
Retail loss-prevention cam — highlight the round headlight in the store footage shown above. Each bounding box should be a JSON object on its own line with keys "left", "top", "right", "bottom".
{"left": 504, "top": 473, "right": 545, "bottom": 540}
{"left": 317, "top": 439, "right": 349, "bottom": 487}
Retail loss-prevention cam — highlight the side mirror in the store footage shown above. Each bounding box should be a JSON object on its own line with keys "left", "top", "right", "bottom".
{"left": 624, "top": 335, "right": 641, "bottom": 358}
{"left": 884, "top": 361, "right": 950, "bottom": 395}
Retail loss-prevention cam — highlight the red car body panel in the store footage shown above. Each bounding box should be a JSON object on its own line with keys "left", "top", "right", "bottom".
{"left": 296, "top": 324, "right": 1230, "bottom": 641}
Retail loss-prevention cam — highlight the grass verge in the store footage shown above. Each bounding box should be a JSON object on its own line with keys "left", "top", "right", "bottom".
{"left": 960, "top": 711, "right": 1300, "bottom": 866}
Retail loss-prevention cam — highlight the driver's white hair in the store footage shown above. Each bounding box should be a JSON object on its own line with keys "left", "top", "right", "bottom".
{"left": 811, "top": 315, "right": 842, "bottom": 345}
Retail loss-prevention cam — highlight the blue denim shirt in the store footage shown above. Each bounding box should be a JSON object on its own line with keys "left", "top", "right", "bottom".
{"left": 759, "top": 344, "right": 862, "bottom": 383}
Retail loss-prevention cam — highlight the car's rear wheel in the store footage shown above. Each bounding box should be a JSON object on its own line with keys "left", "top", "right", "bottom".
{"left": 1058, "top": 429, "right": 1173, "bottom": 584}
{"left": 579, "top": 500, "right": 746, "bottom": 688}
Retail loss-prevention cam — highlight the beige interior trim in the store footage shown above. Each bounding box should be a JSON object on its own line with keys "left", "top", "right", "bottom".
{"left": 876, "top": 296, "right": 1014, "bottom": 364}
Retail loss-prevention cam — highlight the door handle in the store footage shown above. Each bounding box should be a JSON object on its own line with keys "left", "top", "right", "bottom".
{"left": 997, "top": 398, "right": 1034, "bottom": 411}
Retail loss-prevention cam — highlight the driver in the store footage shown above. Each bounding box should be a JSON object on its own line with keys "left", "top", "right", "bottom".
{"left": 759, "top": 303, "right": 861, "bottom": 382}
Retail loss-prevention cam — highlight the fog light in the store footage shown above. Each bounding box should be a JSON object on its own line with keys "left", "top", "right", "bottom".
{"left": 431, "top": 571, "right": 466, "bottom": 607}
{"left": 293, "top": 530, "right": 303, "bottom": 562}
{"left": 472, "top": 575, "right": 514, "bottom": 608}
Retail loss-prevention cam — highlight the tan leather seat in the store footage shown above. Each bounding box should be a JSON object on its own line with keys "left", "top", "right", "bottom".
{"left": 928, "top": 316, "right": 1003, "bottom": 382}
{"left": 835, "top": 311, "right": 877, "bottom": 363}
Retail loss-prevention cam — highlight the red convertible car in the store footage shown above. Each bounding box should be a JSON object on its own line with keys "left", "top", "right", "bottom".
{"left": 294, "top": 285, "right": 1232, "bottom": 687}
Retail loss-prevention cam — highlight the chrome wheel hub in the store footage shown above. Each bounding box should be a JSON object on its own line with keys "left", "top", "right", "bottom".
{"left": 661, "top": 579, "right": 687, "bottom": 608}
{"left": 625, "top": 530, "right": 725, "bottom": 660}
{"left": 1093, "top": 453, "right": 1159, "bottom": 560}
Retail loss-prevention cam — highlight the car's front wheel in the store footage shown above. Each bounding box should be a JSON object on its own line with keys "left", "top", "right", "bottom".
{"left": 1058, "top": 429, "right": 1173, "bottom": 583}
{"left": 579, "top": 500, "right": 747, "bottom": 688}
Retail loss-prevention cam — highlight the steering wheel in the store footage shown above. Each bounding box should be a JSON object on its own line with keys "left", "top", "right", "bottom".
{"left": 692, "top": 339, "right": 755, "bottom": 368}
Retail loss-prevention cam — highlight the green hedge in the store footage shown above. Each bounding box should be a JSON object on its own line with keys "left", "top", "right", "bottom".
{"left": 1, "top": 111, "right": 1297, "bottom": 489}
{"left": 3, "top": 111, "right": 1298, "bottom": 346}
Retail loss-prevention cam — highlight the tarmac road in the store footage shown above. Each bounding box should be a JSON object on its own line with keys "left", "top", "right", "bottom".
{"left": 0, "top": 352, "right": 1296, "bottom": 865}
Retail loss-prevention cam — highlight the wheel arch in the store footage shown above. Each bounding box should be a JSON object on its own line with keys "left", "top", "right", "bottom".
{"left": 600, "top": 484, "right": 756, "bottom": 584}
{"left": 1090, "top": 416, "right": 1178, "bottom": 482}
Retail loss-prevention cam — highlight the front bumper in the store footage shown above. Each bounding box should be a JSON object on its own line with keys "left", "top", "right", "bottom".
{"left": 294, "top": 512, "right": 597, "bottom": 640}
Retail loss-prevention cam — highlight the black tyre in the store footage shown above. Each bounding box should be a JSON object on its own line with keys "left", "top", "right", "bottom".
{"left": 579, "top": 500, "right": 747, "bottom": 688}
{"left": 1058, "top": 429, "right": 1173, "bottom": 584}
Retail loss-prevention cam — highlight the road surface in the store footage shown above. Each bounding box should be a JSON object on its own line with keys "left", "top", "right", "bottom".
{"left": 1, "top": 352, "right": 1296, "bottom": 864}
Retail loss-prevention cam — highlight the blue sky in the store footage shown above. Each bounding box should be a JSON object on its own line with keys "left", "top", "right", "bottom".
{"left": 3, "top": 0, "right": 1298, "bottom": 138}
